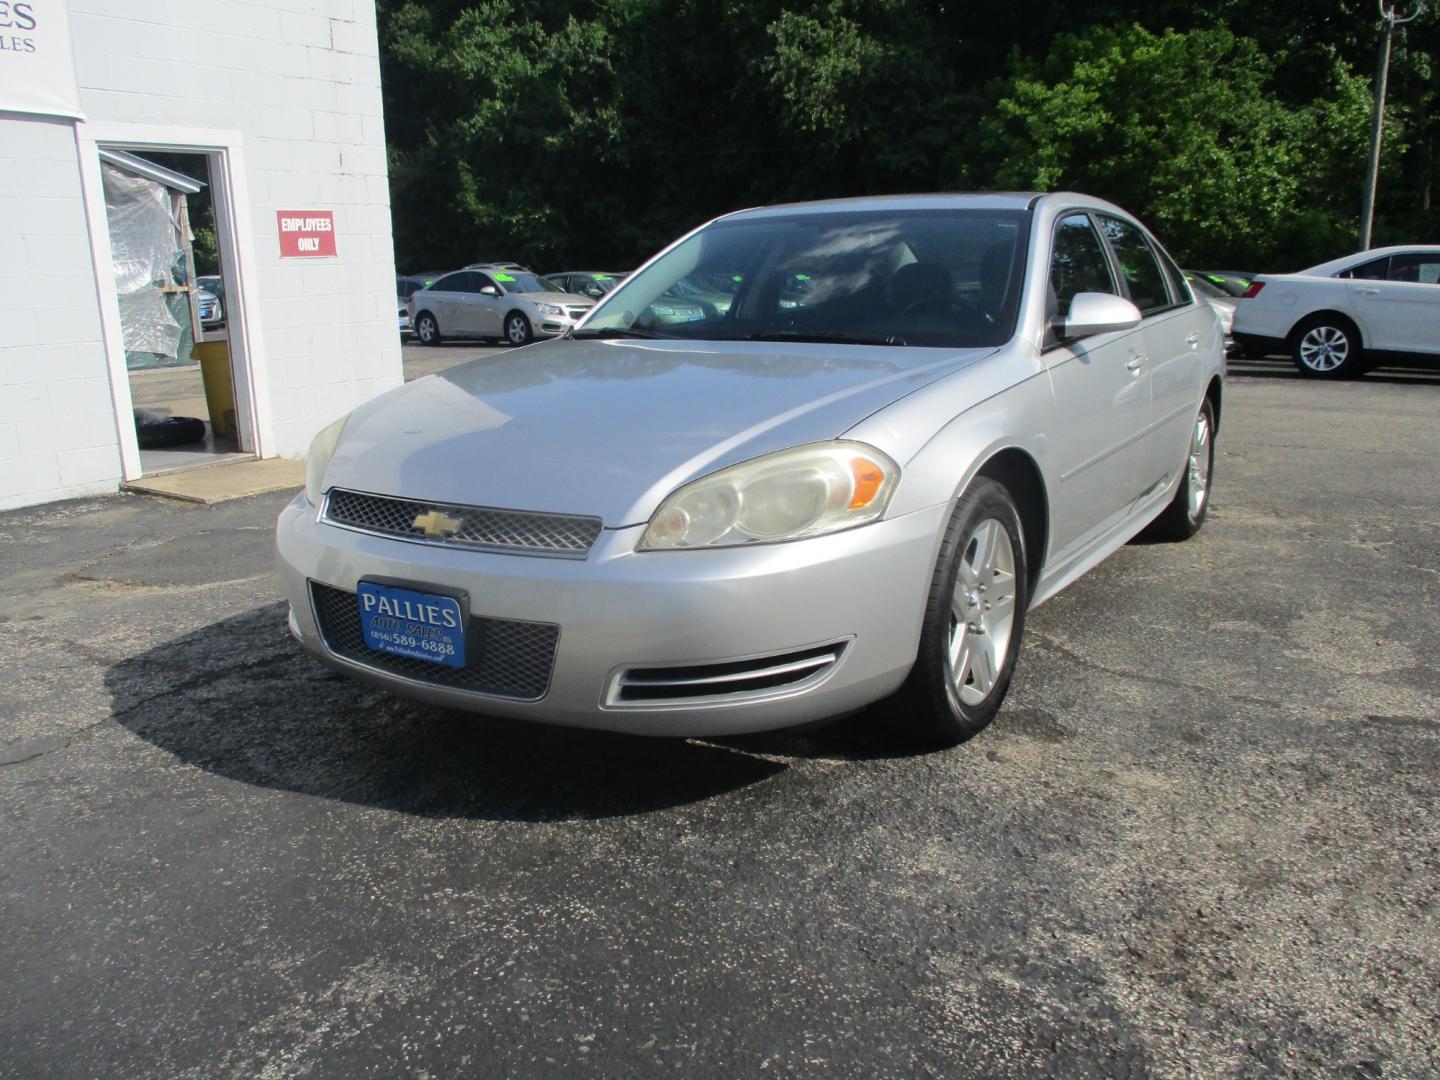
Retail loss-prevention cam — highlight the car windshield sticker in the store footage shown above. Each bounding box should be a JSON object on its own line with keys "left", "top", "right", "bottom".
{"left": 495, "top": 273, "right": 517, "bottom": 282}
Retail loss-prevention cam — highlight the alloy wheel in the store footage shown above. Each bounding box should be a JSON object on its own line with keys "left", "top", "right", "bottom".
{"left": 1187, "top": 410, "right": 1211, "bottom": 521}
{"left": 1298, "top": 325, "right": 1349, "bottom": 372}
{"left": 507, "top": 315, "right": 529, "bottom": 345}
{"left": 947, "top": 518, "right": 1017, "bottom": 706}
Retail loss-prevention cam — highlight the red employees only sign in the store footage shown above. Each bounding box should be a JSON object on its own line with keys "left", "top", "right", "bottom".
{"left": 276, "top": 210, "right": 337, "bottom": 258}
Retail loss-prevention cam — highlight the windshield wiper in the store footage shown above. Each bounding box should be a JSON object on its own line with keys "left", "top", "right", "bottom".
{"left": 745, "top": 330, "right": 908, "bottom": 347}
{"left": 569, "top": 325, "right": 672, "bottom": 340}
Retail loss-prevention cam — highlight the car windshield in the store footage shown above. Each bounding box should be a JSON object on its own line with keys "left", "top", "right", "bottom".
{"left": 495, "top": 272, "right": 560, "bottom": 294}
{"left": 579, "top": 208, "right": 1031, "bottom": 348}
{"left": 197, "top": 276, "right": 223, "bottom": 299}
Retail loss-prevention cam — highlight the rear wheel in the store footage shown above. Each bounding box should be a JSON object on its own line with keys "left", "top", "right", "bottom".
{"left": 1291, "top": 315, "right": 1363, "bottom": 378}
{"left": 415, "top": 311, "right": 441, "bottom": 346}
{"left": 882, "top": 477, "right": 1029, "bottom": 746}
{"left": 505, "top": 311, "right": 534, "bottom": 346}
{"left": 1144, "top": 397, "right": 1215, "bottom": 542}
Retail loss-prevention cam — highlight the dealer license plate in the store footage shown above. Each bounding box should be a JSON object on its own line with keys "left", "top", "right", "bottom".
{"left": 356, "top": 582, "right": 465, "bottom": 669}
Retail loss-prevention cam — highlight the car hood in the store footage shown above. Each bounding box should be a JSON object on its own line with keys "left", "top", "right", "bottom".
{"left": 325, "top": 338, "right": 994, "bottom": 526}
{"left": 518, "top": 291, "right": 592, "bottom": 306}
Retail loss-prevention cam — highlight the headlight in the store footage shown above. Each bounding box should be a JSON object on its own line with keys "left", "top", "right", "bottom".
{"left": 535, "top": 303, "right": 564, "bottom": 317}
{"left": 304, "top": 415, "right": 348, "bottom": 506}
{"left": 639, "top": 441, "right": 898, "bottom": 550}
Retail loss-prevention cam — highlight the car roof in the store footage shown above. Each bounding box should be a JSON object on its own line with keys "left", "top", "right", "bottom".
{"left": 721, "top": 191, "right": 1131, "bottom": 223}
{"left": 546, "top": 270, "right": 628, "bottom": 277}
{"left": 1299, "top": 245, "right": 1440, "bottom": 276}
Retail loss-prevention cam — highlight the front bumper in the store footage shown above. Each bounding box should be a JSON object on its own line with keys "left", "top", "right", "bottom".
{"left": 535, "top": 313, "right": 579, "bottom": 337}
{"left": 276, "top": 493, "right": 946, "bottom": 736}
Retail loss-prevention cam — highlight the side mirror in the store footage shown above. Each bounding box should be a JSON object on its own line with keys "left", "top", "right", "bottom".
{"left": 1058, "top": 292, "right": 1142, "bottom": 338}
{"left": 479, "top": 285, "right": 500, "bottom": 297}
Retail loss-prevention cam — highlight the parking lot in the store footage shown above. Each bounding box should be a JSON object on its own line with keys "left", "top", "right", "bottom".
{"left": 2, "top": 356, "right": 1438, "bottom": 1077}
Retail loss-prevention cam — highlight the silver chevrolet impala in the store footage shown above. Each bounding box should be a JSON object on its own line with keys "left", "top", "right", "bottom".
{"left": 277, "top": 193, "right": 1224, "bottom": 745}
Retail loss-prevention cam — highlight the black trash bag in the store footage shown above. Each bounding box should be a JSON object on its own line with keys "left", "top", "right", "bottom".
{"left": 134, "top": 408, "right": 206, "bottom": 449}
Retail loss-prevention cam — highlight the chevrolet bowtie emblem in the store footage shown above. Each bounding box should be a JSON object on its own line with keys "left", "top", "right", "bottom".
{"left": 412, "top": 509, "right": 463, "bottom": 538}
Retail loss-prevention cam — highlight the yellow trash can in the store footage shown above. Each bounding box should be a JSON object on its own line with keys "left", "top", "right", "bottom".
{"left": 191, "top": 340, "right": 236, "bottom": 439}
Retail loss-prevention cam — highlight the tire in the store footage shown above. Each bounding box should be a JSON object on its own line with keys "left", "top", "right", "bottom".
{"left": 1144, "top": 397, "right": 1216, "bottom": 542}
{"left": 415, "top": 311, "right": 441, "bottom": 346}
{"left": 881, "top": 477, "right": 1029, "bottom": 746}
{"left": 505, "top": 311, "right": 534, "bottom": 346}
{"left": 1290, "top": 314, "right": 1364, "bottom": 378}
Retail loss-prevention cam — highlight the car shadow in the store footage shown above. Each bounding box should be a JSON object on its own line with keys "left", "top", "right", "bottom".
{"left": 104, "top": 603, "right": 910, "bottom": 821}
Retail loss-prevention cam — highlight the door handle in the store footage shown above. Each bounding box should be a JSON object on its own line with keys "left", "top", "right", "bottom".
{"left": 1356, "top": 287, "right": 1380, "bottom": 296}
{"left": 1186, "top": 330, "right": 1200, "bottom": 349}
{"left": 1125, "top": 357, "right": 1144, "bottom": 374}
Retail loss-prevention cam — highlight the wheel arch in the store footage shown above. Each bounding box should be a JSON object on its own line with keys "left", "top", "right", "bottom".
{"left": 975, "top": 447, "right": 1049, "bottom": 596}
{"left": 1205, "top": 375, "right": 1222, "bottom": 431}
{"left": 1289, "top": 308, "right": 1364, "bottom": 349}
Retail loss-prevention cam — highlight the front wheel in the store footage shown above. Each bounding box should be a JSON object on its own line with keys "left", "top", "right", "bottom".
{"left": 505, "top": 312, "right": 534, "bottom": 346}
{"left": 414, "top": 311, "right": 441, "bottom": 346}
{"left": 881, "top": 477, "right": 1029, "bottom": 746}
{"left": 1144, "top": 397, "right": 1215, "bottom": 542}
{"left": 1291, "top": 315, "right": 1363, "bottom": 378}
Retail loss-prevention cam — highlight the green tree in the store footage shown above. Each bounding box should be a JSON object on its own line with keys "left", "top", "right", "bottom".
{"left": 980, "top": 24, "right": 1374, "bottom": 268}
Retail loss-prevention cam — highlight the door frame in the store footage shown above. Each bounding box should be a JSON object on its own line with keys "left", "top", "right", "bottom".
{"left": 73, "top": 122, "right": 273, "bottom": 480}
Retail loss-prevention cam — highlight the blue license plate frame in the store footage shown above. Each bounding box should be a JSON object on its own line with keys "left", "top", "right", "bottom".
{"left": 356, "top": 581, "right": 466, "bottom": 669}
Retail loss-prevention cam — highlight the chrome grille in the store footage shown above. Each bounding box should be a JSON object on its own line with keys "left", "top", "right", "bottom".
{"left": 324, "top": 489, "right": 602, "bottom": 558}
{"left": 309, "top": 581, "right": 558, "bottom": 700}
{"left": 565, "top": 305, "right": 593, "bottom": 320}
{"left": 609, "top": 642, "right": 847, "bottom": 707}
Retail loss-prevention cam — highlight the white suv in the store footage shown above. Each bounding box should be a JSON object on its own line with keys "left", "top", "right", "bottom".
{"left": 1232, "top": 246, "right": 1440, "bottom": 378}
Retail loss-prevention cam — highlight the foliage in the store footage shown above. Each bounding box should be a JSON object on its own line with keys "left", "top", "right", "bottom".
{"left": 980, "top": 25, "right": 1376, "bottom": 268}
{"left": 377, "top": 1, "right": 1438, "bottom": 273}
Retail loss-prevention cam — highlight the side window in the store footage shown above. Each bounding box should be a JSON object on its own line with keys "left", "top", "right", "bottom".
{"left": 1049, "top": 213, "right": 1118, "bottom": 333}
{"left": 431, "top": 273, "right": 462, "bottom": 292}
{"left": 1387, "top": 254, "right": 1440, "bottom": 285}
{"left": 1097, "top": 216, "right": 1171, "bottom": 314}
{"left": 549, "top": 275, "right": 569, "bottom": 292}
{"left": 469, "top": 273, "right": 497, "bottom": 295}
{"left": 1341, "top": 256, "right": 1389, "bottom": 280}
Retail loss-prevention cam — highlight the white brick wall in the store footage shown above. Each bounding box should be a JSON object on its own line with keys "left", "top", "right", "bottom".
{"left": 0, "top": 117, "right": 117, "bottom": 512}
{"left": 1, "top": 0, "right": 400, "bottom": 510}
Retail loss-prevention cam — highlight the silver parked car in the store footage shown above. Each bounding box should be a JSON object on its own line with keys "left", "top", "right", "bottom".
{"left": 409, "top": 267, "right": 594, "bottom": 346}
{"left": 280, "top": 193, "right": 1224, "bottom": 745}
{"left": 545, "top": 271, "right": 628, "bottom": 300}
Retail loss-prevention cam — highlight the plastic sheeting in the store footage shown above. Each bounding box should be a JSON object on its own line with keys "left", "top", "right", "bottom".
{"left": 102, "top": 161, "right": 188, "bottom": 369}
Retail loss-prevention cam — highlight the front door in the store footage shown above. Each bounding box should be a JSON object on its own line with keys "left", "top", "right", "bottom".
{"left": 1042, "top": 212, "right": 1153, "bottom": 560}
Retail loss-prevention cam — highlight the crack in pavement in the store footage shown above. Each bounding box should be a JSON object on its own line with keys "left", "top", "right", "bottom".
{"left": 1029, "top": 632, "right": 1286, "bottom": 709}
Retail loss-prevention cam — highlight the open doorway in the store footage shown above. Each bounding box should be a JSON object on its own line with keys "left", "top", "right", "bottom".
{"left": 96, "top": 148, "right": 251, "bottom": 476}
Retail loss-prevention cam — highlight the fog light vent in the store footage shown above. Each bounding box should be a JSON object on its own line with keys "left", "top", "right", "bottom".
{"left": 611, "top": 642, "right": 847, "bottom": 706}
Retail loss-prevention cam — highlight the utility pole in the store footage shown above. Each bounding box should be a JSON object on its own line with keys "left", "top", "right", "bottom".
{"left": 1360, "top": 0, "right": 1425, "bottom": 250}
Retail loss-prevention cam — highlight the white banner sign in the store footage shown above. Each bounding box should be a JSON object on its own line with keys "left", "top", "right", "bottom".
{"left": 0, "top": 1, "right": 83, "bottom": 119}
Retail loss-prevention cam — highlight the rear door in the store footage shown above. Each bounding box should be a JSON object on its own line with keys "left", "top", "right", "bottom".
{"left": 470, "top": 272, "right": 505, "bottom": 336}
{"left": 1096, "top": 214, "right": 1206, "bottom": 499}
{"left": 1350, "top": 252, "right": 1440, "bottom": 355}
{"left": 419, "top": 272, "right": 464, "bottom": 331}
{"left": 1041, "top": 211, "right": 1153, "bottom": 559}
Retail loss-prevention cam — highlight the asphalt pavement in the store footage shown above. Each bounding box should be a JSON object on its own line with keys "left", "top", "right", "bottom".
{"left": 2, "top": 357, "right": 1438, "bottom": 1077}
